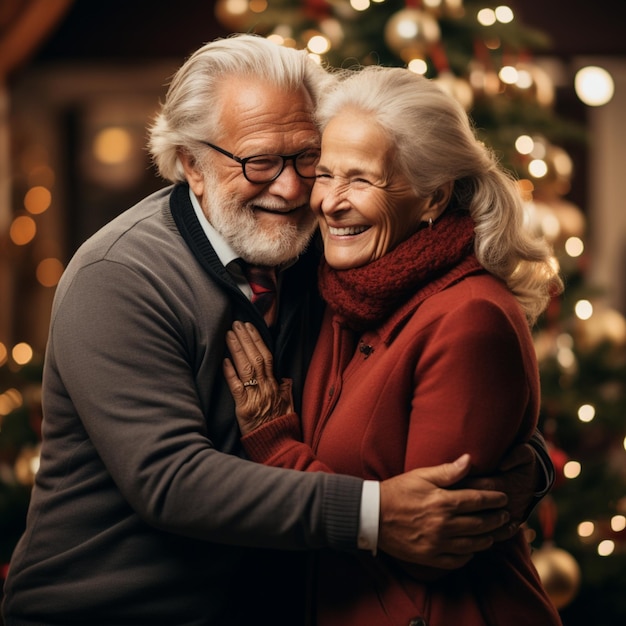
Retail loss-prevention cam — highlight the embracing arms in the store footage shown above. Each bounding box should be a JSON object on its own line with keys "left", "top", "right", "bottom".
{"left": 224, "top": 321, "right": 549, "bottom": 567}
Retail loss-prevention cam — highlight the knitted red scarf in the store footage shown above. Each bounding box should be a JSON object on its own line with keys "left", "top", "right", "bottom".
{"left": 318, "top": 212, "right": 476, "bottom": 331}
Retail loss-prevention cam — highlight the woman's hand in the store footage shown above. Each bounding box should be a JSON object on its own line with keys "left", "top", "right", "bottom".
{"left": 223, "top": 321, "right": 294, "bottom": 435}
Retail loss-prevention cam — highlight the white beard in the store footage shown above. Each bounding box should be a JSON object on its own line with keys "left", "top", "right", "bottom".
{"left": 200, "top": 168, "right": 317, "bottom": 266}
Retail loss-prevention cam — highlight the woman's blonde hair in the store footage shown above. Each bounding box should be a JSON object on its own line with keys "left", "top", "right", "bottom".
{"left": 316, "top": 66, "right": 563, "bottom": 324}
{"left": 148, "top": 34, "right": 334, "bottom": 183}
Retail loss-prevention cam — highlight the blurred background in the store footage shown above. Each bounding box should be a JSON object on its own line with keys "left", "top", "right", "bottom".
{"left": 1, "top": 1, "right": 625, "bottom": 624}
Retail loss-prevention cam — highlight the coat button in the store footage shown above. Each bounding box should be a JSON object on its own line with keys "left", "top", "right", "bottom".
{"left": 408, "top": 619, "right": 427, "bottom": 626}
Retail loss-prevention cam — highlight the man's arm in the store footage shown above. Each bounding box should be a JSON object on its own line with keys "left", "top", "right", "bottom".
{"left": 377, "top": 454, "right": 509, "bottom": 568}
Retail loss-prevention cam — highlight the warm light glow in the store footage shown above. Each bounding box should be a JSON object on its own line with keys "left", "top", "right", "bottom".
{"left": 0, "top": 388, "right": 23, "bottom": 416}
{"left": 577, "top": 521, "right": 595, "bottom": 537}
{"left": 9, "top": 215, "right": 37, "bottom": 245}
{"left": 0, "top": 342, "right": 7, "bottom": 365}
{"left": 484, "top": 38, "right": 501, "bottom": 50}
{"left": 249, "top": 0, "right": 267, "bottom": 12}
{"left": 556, "top": 333, "right": 574, "bottom": 349}
{"left": 408, "top": 58, "right": 428, "bottom": 74}
{"left": 556, "top": 347, "right": 575, "bottom": 370}
{"left": 499, "top": 65, "right": 518, "bottom": 84}
{"left": 515, "top": 69, "right": 533, "bottom": 89}
{"left": 515, "top": 135, "right": 534, "bottom": 155}
{"left": 577, "top": 404, "right": 595, "bottom": 423}
{"left": 575, "top": 299, "right": 593, "bottom": 320}
{"left": 27, "top": 164, "right": 55, "bottom": 188}
{"left": 477, "top": 8, "right": 496, "bottom": 26}
{"left": 350, "top": 0, "right": 370, "bottom": 11}
{"left": 36, "top": 258, "right": 65, "bottom": 287}
{"left": 540, "top": 212, "right": 561, "bottom": 240}
{"left": 611, "top": 515, "right": 626, "bottom": 532}
{"left": 223, "top": 0, "right": 248, "bottom": 16}
{"left": 307, "top": 35, "right": 330, "bottom": 54}
{"left": 575, "top": 66, "right": 615, "bottom": 106}
{"left": 528, "top": 159, "right": 548, "bottom": 178}
{"left": 495, "top": 5, "right": 514, "bottom": 23}
{"left": 563, "top": 460, "right": 581, "bottom": 479}
{"left": 24, "top": 186, "right": 52, "bottom": 214}
{"left": 565, "top": 237, "right": 584, "bottom": 258}
{"left": 93, "top": 127, "right": 133, "bottom": 165}
{"left": 12, "top": 343, "right": 33, "bottom": 366}
{"left": 530, "top": 139, "right": 547, "bottom": 159}
{"left": 598, "top": 540, "right": 615, "bottom": 556}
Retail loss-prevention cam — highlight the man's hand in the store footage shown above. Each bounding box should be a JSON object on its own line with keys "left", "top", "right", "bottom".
{"left": 464, "top": 442, "right": 538, "bottom": 541}
{"left": 378, "top": 454, "right": 509, "bottom": 569}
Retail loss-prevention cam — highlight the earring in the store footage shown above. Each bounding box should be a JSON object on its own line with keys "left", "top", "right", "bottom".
{"left": 428, "top": 217, "right": 433, "bottom": 230}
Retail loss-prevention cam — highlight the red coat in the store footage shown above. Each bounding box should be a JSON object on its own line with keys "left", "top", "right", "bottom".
{"left": 243, "top": 256, "right": 562, "bottom": 626}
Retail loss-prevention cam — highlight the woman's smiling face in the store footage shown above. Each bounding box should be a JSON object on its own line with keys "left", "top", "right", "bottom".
{"left": 311, "top": 109, "right": 432, "bottom": 270}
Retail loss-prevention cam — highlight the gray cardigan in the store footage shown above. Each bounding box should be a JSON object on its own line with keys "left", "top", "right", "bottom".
{"left": 3, "top": 184, "right": 363, "bottom": 625}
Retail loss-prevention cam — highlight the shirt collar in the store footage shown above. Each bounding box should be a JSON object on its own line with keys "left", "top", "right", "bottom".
{"left": 188, "top": 186, "right": 240, "bottom": 268}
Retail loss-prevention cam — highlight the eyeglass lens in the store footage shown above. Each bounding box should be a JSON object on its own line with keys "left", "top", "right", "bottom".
{"left": 244, "top": 150, "right": 319, "bottom": 182}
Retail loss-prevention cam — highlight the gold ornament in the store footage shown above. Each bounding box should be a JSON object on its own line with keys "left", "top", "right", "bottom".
{"left": 384, "top": 9, "right": 441, "bottom": 61}
{"left": 468, "top": 61, "right": 502, "bottom": 99}
{"left": 526, "top": 198, "right": 586, "bottom": 247}
{"left": 502, "top": 61, "right": 555, "bottom": 108}
{"left": 531, "top": 144, "right": 574, "bottom": 198}
{"left": 422, "top": 0, "right": 465, "bottom": 19}
{"left": 574, "top": 303, "right": 626, "bottom": 356}
{"left": 214, "top": 0, "right": 254, "bottom": 31}
{"left": 531, "top": 543, "right": 581, "bottom": 609}
{"left": 433, "top": 72, "right": 474, "bottom": 110}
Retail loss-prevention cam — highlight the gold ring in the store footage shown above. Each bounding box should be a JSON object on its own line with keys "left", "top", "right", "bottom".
{"left": 242, "top": 378, "right": 258, "bottom": 387}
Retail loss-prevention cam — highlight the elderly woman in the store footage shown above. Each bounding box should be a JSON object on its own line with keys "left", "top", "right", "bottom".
{"left": 224, "top": 66, "right": 563, "bottom": 626}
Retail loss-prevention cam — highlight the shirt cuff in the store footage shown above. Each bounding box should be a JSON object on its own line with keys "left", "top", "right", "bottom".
{"left": 357, "top": 480, "right": 380, "bottom": 554}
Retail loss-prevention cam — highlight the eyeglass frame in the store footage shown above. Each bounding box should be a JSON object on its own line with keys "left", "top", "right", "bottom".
{"left": 199, "top": 140, "right": 320, "bottom": 184}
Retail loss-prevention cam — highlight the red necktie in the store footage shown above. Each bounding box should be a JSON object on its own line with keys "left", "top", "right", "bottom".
{"left": 242, "top": 264, "right": 278, "bottom": 326}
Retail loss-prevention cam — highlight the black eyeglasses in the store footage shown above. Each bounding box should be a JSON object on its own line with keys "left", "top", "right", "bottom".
{"left": 200, "top": 141, "right": 320, "bottom": 184}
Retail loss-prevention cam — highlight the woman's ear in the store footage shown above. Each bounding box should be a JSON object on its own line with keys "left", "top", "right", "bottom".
{"left": 178, "top": 149, "right": 205, "bottom": 196}
{"left": 428, "top": 180, "right": 454, "bottom": 218}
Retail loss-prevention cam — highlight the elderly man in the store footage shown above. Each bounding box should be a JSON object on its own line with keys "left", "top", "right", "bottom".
{"left": 3, "top": 35, "right": 551, "bottom": 626}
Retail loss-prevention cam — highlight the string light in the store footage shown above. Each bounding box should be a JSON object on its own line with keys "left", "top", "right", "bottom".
{"left": 307, "top": 34, "right": 331, "bottom": 55}
{"left": 93, "top": 127, "right": 133, "bottom": 165}
{"left": 477, "top": 8, "right": 496, "bottom": 26}
{"left": 577, "top": 404, "right": 595, "bottom": 423}
{"left": 494, "top": 5, "right": 514, "bottom": 23}
{"left": 563, "top": 460, "right": 581, "bottom": 479}
{"left": 350, "top": 0, "right": 370, "bottom": 11}
{"left": 24, "top": 186, "right": 52, "bottom": 214}
{"left": 515, "top": 135, "right": 534, "bottom": 155}
{"left": 577, "top": 521, "right": 595, "bottom": 538}
{"left": 9, "top": 216, "right": 37, "bottom": 246}
{"left": 528, "top": 159, "right": 548, "bottom": 178}
{"left": 597, "top": 540, "right": 615, "bottom": 557}
{"left": 565, "top": 237, "right": 584, "bottom": 258}
{"left": 574, "top": 299, "right": 593, "bottom": 320}
{"left": 408, "top": 58, "right": 428, "bottom": 74}
{"left": 575, "top": 66, "right": 614, "bottom": 106}
{"left": 0, "top": 388, "right": 24, "bottom": 417}
{"left": 36, "top": 258, "right": 65, "bottom": 288}
{"left": 11, "top": 343, "right": 33, "bottom": 366}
